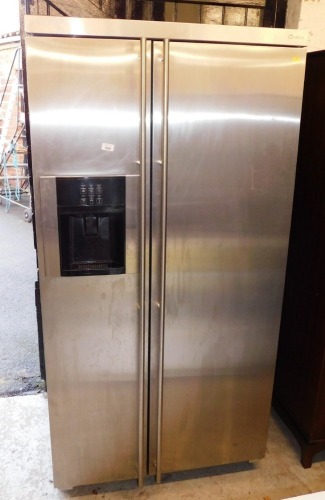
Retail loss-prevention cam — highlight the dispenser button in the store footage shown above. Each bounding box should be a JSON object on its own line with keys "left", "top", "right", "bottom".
{"left": 88, "top": 185, "right": 94, "bottom": 195}
{"left": 80, "top": 197, "right": 87, "bottom": 205}
{"left": 96, "top": 184, "right": 103, "bottom": 195}
{"left": 96, "top": 196, "right": 103, "bottom": 205}
{"left": 84, "top": 216, "right": 98, "bottom": 236}
{"left": 80, "top": 185, "right": 87, "bottom": 195}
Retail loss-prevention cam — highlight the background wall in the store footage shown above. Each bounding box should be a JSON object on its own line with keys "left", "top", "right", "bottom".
{"left": 287, "top": 0, "right": 325, "bottom": 51}
{"left": 26, "top": 0, "right": 285, "bottom": 28}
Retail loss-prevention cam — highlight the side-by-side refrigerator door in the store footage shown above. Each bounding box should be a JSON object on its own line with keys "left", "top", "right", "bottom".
{"left": 150, "top": 41, "right": 306, "bottom": 477}
{"left": 25, "top": 35, "right": 146, "bottom": 489}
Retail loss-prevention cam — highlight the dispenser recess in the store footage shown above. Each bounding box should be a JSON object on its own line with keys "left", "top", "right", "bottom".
{"left": 56, "top": 176, "right": 125, "bottom": 276}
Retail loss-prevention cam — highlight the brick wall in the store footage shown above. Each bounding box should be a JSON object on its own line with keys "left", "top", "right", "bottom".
{"left": 27, "top": 0, "right": 281, "bottom": 28}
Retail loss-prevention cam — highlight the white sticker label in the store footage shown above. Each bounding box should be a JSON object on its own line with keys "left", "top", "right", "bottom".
{"left": 101, "top": 143, "right": 115, "bottom": 152}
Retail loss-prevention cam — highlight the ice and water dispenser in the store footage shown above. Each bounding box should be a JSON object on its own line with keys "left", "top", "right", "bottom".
{"left": 56, "top": 177, "right": 125, "bottom": 276}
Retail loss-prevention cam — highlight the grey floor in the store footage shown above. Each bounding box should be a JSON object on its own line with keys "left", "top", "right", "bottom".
{"left": 0, "top": 394, "right": 325, "bottom": 500}
{"left": 0, "top": 197, "right": 324, "bottom": 500}
{"left": 0, "top": 199, "right": 42, "bottom": 395}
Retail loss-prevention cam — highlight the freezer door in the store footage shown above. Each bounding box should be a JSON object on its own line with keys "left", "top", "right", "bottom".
{"left": 151, "top": 41, "right": 306, "bottom": 475}
{"left": 25, "top": 36, "right": 144, "bottom": 489}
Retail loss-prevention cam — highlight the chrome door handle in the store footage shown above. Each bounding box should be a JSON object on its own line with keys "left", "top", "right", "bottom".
{"left": 138, "top": 37, "right": 147, "bottom": 489}
{"left": 156, "top": 38, "right": 169, "bottom": 485}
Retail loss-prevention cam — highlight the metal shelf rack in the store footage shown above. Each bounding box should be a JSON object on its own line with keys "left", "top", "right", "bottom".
{"left": 0, "top": 39, "right": 32, "bottom": 222}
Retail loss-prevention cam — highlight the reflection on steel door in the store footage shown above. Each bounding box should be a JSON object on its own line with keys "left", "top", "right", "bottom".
{"left": 158, "top": 42, "right": 305, "bottom": 473}
{"left": 26, "top": 35, "right": 142, "bottom": 489}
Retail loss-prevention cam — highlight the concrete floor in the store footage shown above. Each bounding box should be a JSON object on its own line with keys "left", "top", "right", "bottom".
{"left": 0, "top": 201, "right": 42, "bottom": 395}
{"left": 0, "top": 393, "right": 324, "bottom": 500}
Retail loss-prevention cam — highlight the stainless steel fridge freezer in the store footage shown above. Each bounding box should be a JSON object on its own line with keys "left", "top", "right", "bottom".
{"left": 23, "top": 16, "right": 307, "bottom": 489}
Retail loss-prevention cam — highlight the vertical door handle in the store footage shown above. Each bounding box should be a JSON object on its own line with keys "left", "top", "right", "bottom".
{"left": 156, "top": 39, "right": 169, "bottom": 485}
{"left": 138, "top": 37, "right": 147, "bottom": 489}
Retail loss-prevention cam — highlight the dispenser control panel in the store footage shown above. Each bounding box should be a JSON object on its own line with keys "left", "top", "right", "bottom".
{"left": 56, "top": 176, "right": 126, "bottom": 277}
{"left": 56, "top": 177, "right": 125, "bottom": 208}
{"left": 79, "top": 181, "right": 103, "bottom": 206}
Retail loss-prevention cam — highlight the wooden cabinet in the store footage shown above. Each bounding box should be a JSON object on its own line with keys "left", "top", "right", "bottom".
{"left": 273, "top": 50, "right": 325, "bottom": 468}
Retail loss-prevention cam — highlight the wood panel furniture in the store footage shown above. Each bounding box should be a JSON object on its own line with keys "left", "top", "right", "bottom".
{"left": 273, "top": 50, "right": 325, "bottom": 468}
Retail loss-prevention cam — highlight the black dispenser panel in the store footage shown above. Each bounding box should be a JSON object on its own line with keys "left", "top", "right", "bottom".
{"left": 56, "top": 177, "right": 125, "bottom": 277}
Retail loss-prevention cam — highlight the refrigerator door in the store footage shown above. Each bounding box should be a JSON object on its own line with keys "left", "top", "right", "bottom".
{"left": 25, "top": 36, "right": 143, "bottom": 489}
{"left": 153, "top": 41, "right": 306, "bottom": 475}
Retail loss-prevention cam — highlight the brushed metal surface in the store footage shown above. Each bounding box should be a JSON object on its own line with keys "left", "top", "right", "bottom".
{"left": 39, "top": 176, "right": 60, "bottom": 277}
{"left": 25, "top": 15, "right": 309, "bottom": 47}
{"left": 25, "top": 36, "right": 141, "bottom": 177}
{"left": 26, "top": 37, "right": 142, "bottom": 489}
{"left": 160, "top": 42, "right": 306, "bottom": 473}
{"left": 42, "top": 273, "right": 140, "bottom": 489}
